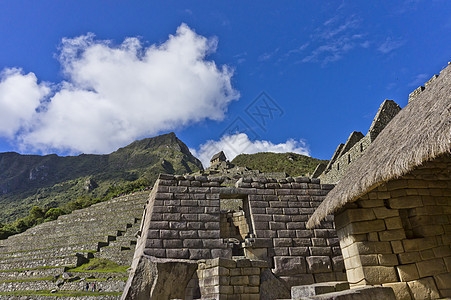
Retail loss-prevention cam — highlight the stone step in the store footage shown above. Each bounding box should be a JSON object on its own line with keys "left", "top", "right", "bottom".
{"left": 1, "top": 235, "right": 115, "bottom": 252}
{"left": 57, "top": 205, "right": 145, "bottom": 221}
{"left": 29, "top": 210, "right": 142, "bottom": 229}
{"left": 13, "top": 224, "right": 132, "bottom": 242}
{"left": 0, "top": 278, "right": 127, "bottom": 293}
{"left": 0, "top": 241, "right": 102, "bottom": 259}
{"left": 291, "top": 281, "right": 350, "bottom": 299}
{"left": 0, "top": 266, "right": 67, "bottom": 282}
{"left": 96, "top": 248, "right": 135, "bottom": 266}
{"left": 0, "top": 255, "right": 86, "bottom": 271}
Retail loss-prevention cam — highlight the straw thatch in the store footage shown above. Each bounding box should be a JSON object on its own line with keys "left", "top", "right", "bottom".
{"left": 307, "top": 63, "right": 451, "bottom": 228}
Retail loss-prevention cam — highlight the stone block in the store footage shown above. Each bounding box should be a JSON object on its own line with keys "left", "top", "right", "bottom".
{"left": 166, "top": 248, "right": 189, "bottom": 259}
{"left": 189, "top": 249, "right": 211, "bottom": 260}
{"left": 416, "top": 258, "right": 447, "bottom": 277}
{"left": 433, "top": 245, "right": 451, "bottom": 257}
{"left": 362, "top": 266, "right": 398, "bottom": 284}
{"left": 236, "top": 258, "right": 252, "bottom": 268}
{"left": 402, "top": 237, "right": 436, "bottom": 252}
{"left": 242, "top": 267, "right": 260, "bottom": 276}
{"left": 397, "top": 263, "right": 419, "bottom": 281}
{"left": 378, "top": 229, "right": 406, "bottom": 241}
{"left": 183, "top": 238, "right": 203, "bottom": 248}
{"left": 407, "top": 277, "right": 440, "bottom": 299}
{"left": 278, "top": 274, "right": 314, "bottom": 287}
{"left": 306, "top": 256, "right": 332, "bottom": 273}
{"left": 413, "top": 225, "right": 444, "bottom": 237}
{"left": 273, "top": 256, "right": 306, "bottom": 275}
{"left": 314, "top": 272, "right": 337, "bottom": 283}
{"left": 145, "top": 238, "right": 163, "bottom": 248}
{"left": 384, "top": 217, "right": 403, "bottom": 230}
{"left": 332, "top": 256, "right": 345, "bottom": 272}
{"left": 378, "top": 254, "right": 398, "bottom": 266}
{"left": 341, "top": 219, "right": 386, "bottom": 235}
{"left": 373, "top": 207, "right": 399, "bottom": 219}
{"left": 389, "top": 196, "right": 422, "bottom": 209}
{"left": 398, "top": 252, "right": 421, "bottom": 264}
{"left": 274, "top": 238, "right": 292, "bottom": 247}
{"left": 357, "top": 199, "right": 385, "bottom": 208}
{"left": 354, "top": 241, "right": 393, "bottom": 255}
{"left": 309, "top": 246, "right": 332, "bottom": 256}
{"left": 289, "top": 247, "right": 309, "bottom": 256}
{"left": 382, "top": 282, "right": 412, "bottom": 300}
{"left": 163, "top": 239, "right": 183, "bottom": 248}
{"left": 434, "top": 272, "right": 451, "bottom": 289}
{"left": 391, "top": 240, "right": 404, "bottom": 254}
{"left": 296, "top": 286, "right": 396, "bottom": 300}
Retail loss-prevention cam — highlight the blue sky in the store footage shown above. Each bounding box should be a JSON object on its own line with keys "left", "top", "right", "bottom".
{"left": 0, "top": 1, "right": 449, "bottom": 166}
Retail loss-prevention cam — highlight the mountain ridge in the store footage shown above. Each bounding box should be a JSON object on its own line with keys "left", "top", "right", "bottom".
{"left": 0, "top": 132, "right": 203, "bottom": 223}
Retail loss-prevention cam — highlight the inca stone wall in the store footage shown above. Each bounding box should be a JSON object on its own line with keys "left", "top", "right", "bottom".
{"left": 335, "top": 154, "right": 451, "bottom": 299}
{"left": 123, "top": 173, "right": 345, "bottom": 299}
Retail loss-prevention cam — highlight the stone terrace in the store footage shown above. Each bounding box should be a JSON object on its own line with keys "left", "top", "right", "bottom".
{"left": 0, "top": 192, "right": 148, "bottom": 299}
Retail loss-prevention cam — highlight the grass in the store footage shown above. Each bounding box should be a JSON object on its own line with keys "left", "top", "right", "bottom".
{"left": 0, "top": 290, "right": 122, "bottom": 296}
{"left": 69, "top": 258, "right": 129, "bottom": 274}
{"left": 0, "top": 265, "right": 71, "bottom": 273}
{"left": 0, "top": 277, "right": 54, "bottom": 283}
{"left": 232, "top": 152, "right": 328, "bottom": 177}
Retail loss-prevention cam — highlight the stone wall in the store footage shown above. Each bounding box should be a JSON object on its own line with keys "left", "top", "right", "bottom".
{"left": 195, "top": 257, "right": 267, "bottom": 299}
{"left": 334, "top": 154, "right": 451, "bottom": 299}
{"left": 123, "top": 173, "right": 345, "bottom": 298}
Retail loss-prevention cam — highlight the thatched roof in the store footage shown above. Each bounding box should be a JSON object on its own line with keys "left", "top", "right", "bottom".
{"left": 307, "top": 63, "right": 451, "bottom": 228}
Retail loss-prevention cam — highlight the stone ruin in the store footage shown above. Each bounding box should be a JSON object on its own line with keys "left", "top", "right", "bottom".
{"left": 122, "top": 173, "right": 346, "bottom": 299}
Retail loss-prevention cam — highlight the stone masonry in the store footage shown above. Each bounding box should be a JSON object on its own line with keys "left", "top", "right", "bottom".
{"left": 334, "top": 154, "right": 451, "bottom": 299}
{"left": 122, "top": 173, "right": 345, "bottom": 299}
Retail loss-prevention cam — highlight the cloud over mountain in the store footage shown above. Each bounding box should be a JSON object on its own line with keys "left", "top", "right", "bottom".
{"left": 192, "top": 132, "right": 310, "bottom": 168}
{"left": 0, "top": 24, "right": 239, "bottom": 154}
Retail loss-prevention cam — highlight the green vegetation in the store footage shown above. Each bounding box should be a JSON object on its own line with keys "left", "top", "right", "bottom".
{"left": 0, "top": 177, "right": 151, "bottom": 239}
{"left": 0, "top": 277, "right": 53, "bottom": 283}
{"left": 69, "top": 258, "right": 129, "bottom": 274}
{"left": 232, "top": 152, "right": 328, "bottom": 177}
{"left": 0, "top": 133, "right": 203, "bottom": 238}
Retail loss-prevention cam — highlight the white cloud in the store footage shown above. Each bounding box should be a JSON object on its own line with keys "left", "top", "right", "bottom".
{"left": 192, "top": 132, "right": 310, "bottom": 168}
{"left": 0, "top": 68, "right": 50, "bottom": 138}
{"left": 0, "top": 24, "right": 239, "bottom": 154}
{"left": 301, "top": 15, "right": 366, "bottom": 65}
{"left": 377, "top": 37, "right": 405, "bottom": 54}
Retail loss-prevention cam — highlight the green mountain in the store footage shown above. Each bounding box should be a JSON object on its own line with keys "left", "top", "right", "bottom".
{"left": 232, "top": 152, "right": 328, "bottom": 177}
{"left": 0, "top": 132, "right": 202, "bottom": 223}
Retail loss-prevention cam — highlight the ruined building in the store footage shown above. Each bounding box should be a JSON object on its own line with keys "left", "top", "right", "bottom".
{"left": 122, "top": 173, "right": 345, "bottom": 299}
{"left": 308, "top": 64, "right": 451, "bottom": 299}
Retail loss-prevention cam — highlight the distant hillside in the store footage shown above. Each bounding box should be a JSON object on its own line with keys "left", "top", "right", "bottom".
{"left": 232, "top": 152, "right": 328, "bottom": 177}
{"left": 0, "top": 132, "right": 203, "bottom": 223}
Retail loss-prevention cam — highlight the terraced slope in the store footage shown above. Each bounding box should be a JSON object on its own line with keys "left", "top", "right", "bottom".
{"left": 0, "top": 191, "right": 149, "bottom": 299}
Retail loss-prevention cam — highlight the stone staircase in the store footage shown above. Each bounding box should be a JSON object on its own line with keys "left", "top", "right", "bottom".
{"left": 0, "top": 191, "right": 149, "bottom": 299}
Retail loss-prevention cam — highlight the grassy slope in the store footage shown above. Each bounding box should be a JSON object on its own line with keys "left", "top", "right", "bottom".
{"left": 0, "top": 133, "right": 202, "bottom": 223}
{"left": 232, "top": 152, "right": 328, "bottom": 177}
